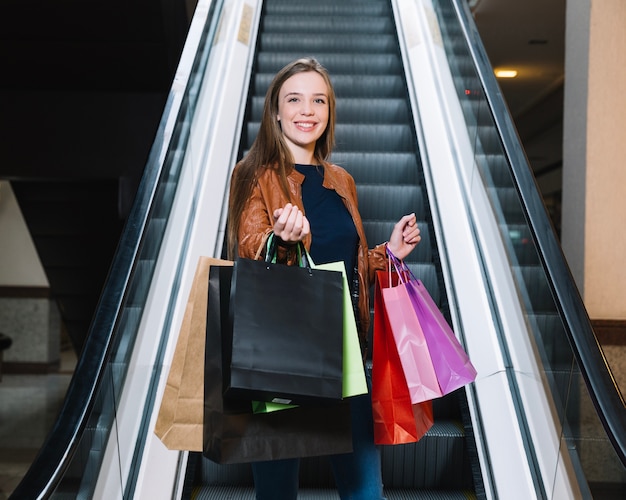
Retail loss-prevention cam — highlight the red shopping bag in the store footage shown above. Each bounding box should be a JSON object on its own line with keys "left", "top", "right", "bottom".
{"left": 387, "top": 251, "right": 477, "bottom": 396}
{"left": 371, "top": 270, "right": 434, "bottom": 445}
{"left": 380, "top": 260, "right": 442, "bottom": 404}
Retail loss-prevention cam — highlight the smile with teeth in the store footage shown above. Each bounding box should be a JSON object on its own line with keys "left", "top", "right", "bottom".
{"left": 296, "top": 122, "right": 316, "bottom": 130}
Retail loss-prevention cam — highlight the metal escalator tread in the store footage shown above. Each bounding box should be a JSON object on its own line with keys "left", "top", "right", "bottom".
{"left": 262, "top": 16, "right": 395, "bottom": 34}
{"left": 263, "top": 3, "right": 391, "bottom": 17}
{"left": 193, "top": 486, "right": 474, "bottom": 499}
{"left": 260, "top": 33, "right": 399, "bottom": 53}
{"left": 255, "top": 53, "right": 404, "bottom": 75}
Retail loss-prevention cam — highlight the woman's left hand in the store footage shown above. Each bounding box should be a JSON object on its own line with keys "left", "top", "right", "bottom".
{"left": 387, "top": 213, "right": 421, "bottom": 260}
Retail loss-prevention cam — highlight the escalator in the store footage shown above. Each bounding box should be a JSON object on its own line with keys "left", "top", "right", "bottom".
{"left": 188, "top": 0, "right": 478, "bottom": 497}
{"left": 430, "top": 0, "right": 626, "bottom": 497}
{"left": 9, "top": 0, "right": 626, "bottom": 499}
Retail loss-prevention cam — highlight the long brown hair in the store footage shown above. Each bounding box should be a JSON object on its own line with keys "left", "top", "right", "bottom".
{"left": 227, "top": 57, "right": 336, "bottom": 258}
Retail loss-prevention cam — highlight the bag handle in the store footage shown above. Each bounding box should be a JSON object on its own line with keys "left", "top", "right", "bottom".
{"left": 265, "top": 233, "right": 313, "bottom": 274}
{"left": 386, "top": 246, "right": 414, "bottom": 286}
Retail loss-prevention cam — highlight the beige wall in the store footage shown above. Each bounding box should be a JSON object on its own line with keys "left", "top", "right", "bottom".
{"left": 0, "top": 181, "right": 48, "bottom": 287}
{"left": 562, "top": 0, "right": 626, "bottom": 319}
{"left": 0, "top": 181, "right": 59, "bottom": 367}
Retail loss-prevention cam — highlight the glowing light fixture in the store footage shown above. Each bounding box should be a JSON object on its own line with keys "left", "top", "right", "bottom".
{"left": 495, "top": 69, "right": 518, "bottom": 78}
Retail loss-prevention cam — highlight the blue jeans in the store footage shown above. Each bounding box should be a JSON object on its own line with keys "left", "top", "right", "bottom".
{"left": 252, "top": 389, "right": 384, "bottom": 500}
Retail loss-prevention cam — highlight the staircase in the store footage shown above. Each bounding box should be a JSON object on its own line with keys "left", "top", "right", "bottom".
{"left": 189, "top": 1, "right": 481, "bottom": 498}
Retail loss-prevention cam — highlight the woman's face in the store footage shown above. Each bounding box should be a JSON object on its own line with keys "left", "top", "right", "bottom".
{"left": 276, "top": 71, "right": 329, "bottom": 163}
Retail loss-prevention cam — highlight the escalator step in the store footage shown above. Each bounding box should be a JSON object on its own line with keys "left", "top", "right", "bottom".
{"left": 475, "top": 153, "right": 513, "bottom": 188}
{"left": 357, "top": 185, "right": 426, "bottom": 220}
{"left": 331, "top": 152, "right": 420, "bottom": 185}
{"left": 262, "top": 16, "right": 395, "bottom": 34}
{"left": 335, "top": 124, "right": 415, "bottom": 151}
{"left": 488, "top": 186, "right": 526, "bottom": 224}
{"left": 336, "top": 98, "right": 411, "bottom": 123}
{"left": 192, "top": 487, "right": 473, "bottom": 499}
{"left": 264, "top": 3, "right": 391, "bottom": 17}
{"left": 255, "top": 53, "right": 403, "bottom": 75}
{"left": 503, "top": 223, "right": 540, "bottom": 266}
{"left": 513, "top": 265, "right": 559, "bottom": 314}
{"left": 259, "top": 33, "right": 398, "bottom": 53}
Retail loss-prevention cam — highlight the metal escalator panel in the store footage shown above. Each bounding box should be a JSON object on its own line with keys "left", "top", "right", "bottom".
{"left": 432, "top": 0, "right": 626, "bottom": 497}
{"left": 192, "top": 0, "right": 480, "bottom": 498}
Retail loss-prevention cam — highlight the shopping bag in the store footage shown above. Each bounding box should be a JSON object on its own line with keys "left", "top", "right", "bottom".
{"left": 225, "top": 240, "right": 345, "bottom": 405}
{"left": 380, "top": 259, "right": 442, "bottom": 404}
{"left": 252, "top": 259, "right": 368, "bottom": 414}
{"left": 372, "top": 269, "right": 434, "bottom": 445}
{"left": 388, "top": 252, "right": 477, "bottom": 395}
{"left": 251, "top": 400, "right": 296, "bottom": 413}
{"left": 154, "top": 256, "right": 232, "bottom": 451}
{"left": 204, "top": 265, "right": 353, "bottom": 464}
{"left": 315, "top": 260, "right": 367, "bottom": 399}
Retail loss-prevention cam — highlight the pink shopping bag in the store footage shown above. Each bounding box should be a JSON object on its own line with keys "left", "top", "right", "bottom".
{"left": 388, "top": 251, "right": 477, "bottom": 396}
{"left": 380, "top": 258, "right": 442, "bottom": 404}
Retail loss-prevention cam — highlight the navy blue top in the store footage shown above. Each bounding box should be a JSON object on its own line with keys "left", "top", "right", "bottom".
{"left": 295, "top": 164, "right": 359, "bottom": 283}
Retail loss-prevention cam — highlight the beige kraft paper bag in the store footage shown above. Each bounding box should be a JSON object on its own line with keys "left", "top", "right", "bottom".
{"left": 154, "top": 256, "right": 232, "bottom": 451}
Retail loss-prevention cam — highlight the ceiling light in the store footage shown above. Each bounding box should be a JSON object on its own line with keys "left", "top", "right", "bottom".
{"left": 495, "top": 69, "right": 518, "bottom": 78}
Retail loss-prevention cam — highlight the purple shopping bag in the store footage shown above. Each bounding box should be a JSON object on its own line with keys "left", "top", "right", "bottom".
{"left": 388, "top": 250, "right": 477, "bottom": 395}
{"left": 408, "top": 279, "right": 477, "bottom": 394}
{"left": 381, "top": 262, "right": 442, "bottom": 404}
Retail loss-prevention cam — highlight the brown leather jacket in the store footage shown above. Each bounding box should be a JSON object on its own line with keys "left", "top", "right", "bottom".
{"left": 234, "top": 161, "right": 388, "bottom": 347}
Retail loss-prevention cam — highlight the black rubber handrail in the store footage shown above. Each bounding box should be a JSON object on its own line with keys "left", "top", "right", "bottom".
{"left": 9, "top": 2, "right": 223, "bottom": 498}
{"left": 450, "top": 0, "right": 626, "bottom": 467}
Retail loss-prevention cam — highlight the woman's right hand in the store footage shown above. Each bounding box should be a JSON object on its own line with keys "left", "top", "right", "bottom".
{"left": 273, "top": 203, "right": 310, "bottom": 243}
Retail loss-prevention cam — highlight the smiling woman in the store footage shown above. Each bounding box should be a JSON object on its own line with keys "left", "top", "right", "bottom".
{"left": 224, "top": 57, "right": 421, "bottom": 500}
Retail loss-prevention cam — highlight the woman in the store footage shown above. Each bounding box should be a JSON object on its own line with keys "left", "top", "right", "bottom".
{"left": 227, "top": 57, "right": 421, "bottom": 500}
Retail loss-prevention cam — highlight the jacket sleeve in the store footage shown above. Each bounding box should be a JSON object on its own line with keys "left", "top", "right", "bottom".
{"left": 237, "top": 181, "right": 273, "bottom": 260}
{"left": 236, "top": 181, "right": 299, "bottom": 264}
{"left": 368, "top": 242, "right": 388, "bottom": 284}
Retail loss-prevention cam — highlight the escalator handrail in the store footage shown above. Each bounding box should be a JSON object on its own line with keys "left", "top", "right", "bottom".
{"left": 451, "top": 0, "right": 626, "bottom": 467}
{"left": 8, "top": 2, "right": 221, "bottom": 498}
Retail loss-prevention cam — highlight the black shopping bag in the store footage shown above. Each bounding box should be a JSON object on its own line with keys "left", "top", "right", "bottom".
{"left": 225, "top": 246, "right": 344, "bottom": 405}
{"left": 203, "top": 265, "right": 353, "bottom": 464}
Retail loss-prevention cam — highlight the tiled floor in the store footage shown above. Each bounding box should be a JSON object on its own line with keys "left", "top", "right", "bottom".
{"left": 0, "top": 345, "right": 624, "bottom": 499}
{"left": 603, "top": 344, "right": 626, "bottom": 401}
{"left": 0, "top": 349, "right": 76, "bottom": 500}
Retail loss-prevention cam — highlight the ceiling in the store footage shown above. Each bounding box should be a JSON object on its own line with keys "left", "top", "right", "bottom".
{"left": 469, "top": 0, "right": 566, "bottom": 210}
